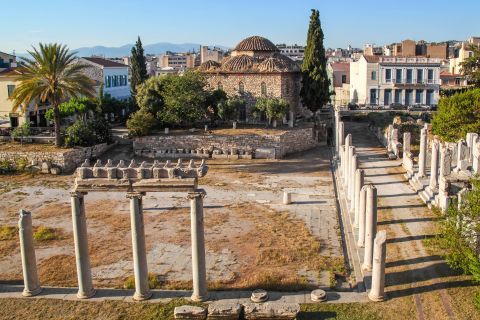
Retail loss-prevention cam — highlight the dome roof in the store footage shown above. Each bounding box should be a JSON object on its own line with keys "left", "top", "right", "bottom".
{"left": 198, "top": 60, "right": 221, "bottom": 72}
{"left": 258, "top": 53, "right": 300, "bottom": 72}
{"left": 234, "top": 36, "right": 278, "bottom": 52}
{"left": 222, "top": 54, "right": 256, "bottom": 72}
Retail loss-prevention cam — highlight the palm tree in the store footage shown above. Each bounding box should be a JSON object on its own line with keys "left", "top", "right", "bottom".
{"left": 11, "top": 43, "right": 96, "bottom": 146}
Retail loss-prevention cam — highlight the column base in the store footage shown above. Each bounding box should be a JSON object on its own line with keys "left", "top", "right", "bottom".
{"left": 22, "top": 286, "right": 42, "bottom": 297}
{"left": 368, "top": 292, "right": 387, "bottom": 302}
{"left": 191, "top": 293, "right": 209, "bottom": 302}
{"left": 133, "top": 290, "right": 152, "bottom": 301}
{"left": 77, "top": 288, "right": 96, "bottom": 299}
{"left": 361, "top": 263, "right": 372, "bottom": 272}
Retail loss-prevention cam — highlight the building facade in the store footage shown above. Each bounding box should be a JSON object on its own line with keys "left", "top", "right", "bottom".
{"left": 200, "top": 46, "right": 224, "bottom": 64}
{"left": 327, "top": 62, "right": 350, "bottom": 106}
{"left": 159, "top": 52, "right": 196, "bottom": 70}
{"left": 79, "top": 57, "right": 131, "bottom": 100}
{"left": 199, "top": 36, "right": 303, "bottom": 121}
{"left": 276, "top": 44, "right": 305, "bottom": 61}
{"left": 350, "top": 55, "right": 441, "bottom": 106}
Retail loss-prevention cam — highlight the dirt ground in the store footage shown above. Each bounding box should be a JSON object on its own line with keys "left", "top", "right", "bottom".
{"left": 0, "top": 146, "right": 345, "bottom": 291}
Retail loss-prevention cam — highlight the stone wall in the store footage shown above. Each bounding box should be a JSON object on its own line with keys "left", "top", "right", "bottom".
{"left": 133, "top": 127, "right": 320, "bottom": 160}
{"left": 0, "top": 143, "right": 113, "bottom": 172}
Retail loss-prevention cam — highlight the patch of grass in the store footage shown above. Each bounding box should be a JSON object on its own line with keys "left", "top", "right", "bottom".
{"left": 0, "top": 225, "right": 17, "bottom": 240}
{"left": 33, "top": 226, "right": 60, "bottom": 241}
{"left": 123, "top": 273, "right": 161, "bottom": 290}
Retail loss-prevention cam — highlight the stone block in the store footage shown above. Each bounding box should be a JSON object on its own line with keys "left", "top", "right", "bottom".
{"left": 174, "top": 305, "right": 207, "bottom": 320}
{"left": 41, "top": 161, "right": 51, "bottom": 174}
{"left": 207, "top": 302, "right": 242, "bottom": 320}
{"left": 243, "top": 303, "right": 300, "bottom": 320}
{"left": 254, "top": 148, "right": 276, "bottom": 159}
{"left": 50, "top": 166, "right": 62, "bottom": 175}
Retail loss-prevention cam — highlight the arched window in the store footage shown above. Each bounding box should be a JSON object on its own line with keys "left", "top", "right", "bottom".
{"left": 217, "top": 82, "right": 223, "bottom": 90}
{"left": 261, "top": 82, "right": 267, "bottom": 96}
{"left": 239, "top": 81, "right": 245, "bottom": 94}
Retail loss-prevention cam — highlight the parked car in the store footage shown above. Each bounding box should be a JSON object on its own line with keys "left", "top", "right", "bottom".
{"left": 348, "top": 103, "right": 359, "bottom": 110}
{"left": 407, "top": 104, "right": 431, "bottom": 111}
{"left": 389, "top": 103, "right": 406, "bottom": 110}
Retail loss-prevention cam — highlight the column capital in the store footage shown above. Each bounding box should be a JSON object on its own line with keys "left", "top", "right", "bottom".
{"left": 187, "top": 189, "right": 206, "bottom": 200}
{"left": 126, "top": 192, "right": 145, "bottom": 199}
{"left": 70, "top": 191, "right": 87, "bottom": 198}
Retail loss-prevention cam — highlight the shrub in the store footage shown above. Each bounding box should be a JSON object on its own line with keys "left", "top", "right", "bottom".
{"left": 64, "top": 120, "right": 96, "bottom": 147}
{"left": 11, "top": 122, "right": 31, "bottom": 144}
{"left": 33, "top": 226, "right": 59, "bottom": 241}
{"left": 217, "top": 97, "right": 244, "bottom": 122}
{"left": 123, "top": 273, "right": 159, "bottom": 289}
{"left": 126, "top": 110, "right": 156, "bottom": 137}
{"left": 252, "top": 98, "right": 289, "bottom": 124}
{"left": 0, "top": 225, "right": 17, "bottom": 240}
{"left": 432, "top": 88, "right": 480, "bottom": 142}
{"left": 0, "top": 160, "right": 14, "bottom": 174}
{"left": 89, "top": 118, "right": 112, "bottom": 144}
{"left": 16, "top": 158, "right": 28, "bottom": 171}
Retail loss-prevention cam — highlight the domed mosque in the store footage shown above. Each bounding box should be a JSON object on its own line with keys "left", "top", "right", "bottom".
{"left": 198, "top": 36, "right": 303, "bottom": 121}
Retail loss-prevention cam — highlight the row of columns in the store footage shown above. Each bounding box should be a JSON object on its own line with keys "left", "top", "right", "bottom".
{"left": 335, "top": 120, "right": 386, "bottom": 301}
{"left": 18, "top": 191, "right": 208, "bottom": 302}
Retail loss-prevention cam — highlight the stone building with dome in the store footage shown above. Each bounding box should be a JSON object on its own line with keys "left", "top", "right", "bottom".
{"left": 198, "top": 36, "right": 304, "bottom": 122}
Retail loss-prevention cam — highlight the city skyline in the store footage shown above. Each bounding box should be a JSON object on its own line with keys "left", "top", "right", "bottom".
{"left": 2, "top": 0, "right": 479, "bottom": 54}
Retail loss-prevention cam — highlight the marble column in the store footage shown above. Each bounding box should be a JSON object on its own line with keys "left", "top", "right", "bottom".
{"left": 428, "top": 139, "right": 439, "bottom": 191}
{"left": 387, "top": 125, "right": 394, "bottom": 153}
{"left": 417, "top": 127, "right": 428, "bottom": 177}
{"left": 334, "top": 110, "right": 340, "bottom": 156}
{"left": 283, "top": 191, "right": 292, "bottom": 205}
{"left": 362, "top": 185, "right": 377, "bottom": 271}
{"left": 18, "top": 209, "right": 42, "bottom": 297}
{"left": 127, "top": 192, "right": 151, "bottom": 301}
{"left": 473, "top": 142, "right": 480, "bottom": 174}
{"left": 338, "top": 121, "right": 345, "bottom": 159}
{"left": 353, "top": 169, "right": 364, "bottom": 222}
{"left": 439, "top": 144, "right": 452, "bottom": 178}
{"left": 455, "top": 139, "right": 468, "bottom": 171}
{"left": 343, "top": 135, "right": 352, "bottom": 183}
{"left": 357, "top": 186, "right": 367, "bottom": 247}
{"left": 348, "top": 151, "right": 357, "bottom": 201}
{"left": 188, "top": 190, "right": 208, "bottom": 302}
{"left": 71, "top": 192, "right": 95, "bottom": 299}
{"left": 403, "top": 132, "right": 411, "bottom": 154}
{"left": 368, "top": 230, "right": 387, "bottom": 302}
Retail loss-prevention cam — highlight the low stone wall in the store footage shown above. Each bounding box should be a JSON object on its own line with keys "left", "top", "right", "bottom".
{"left": 133, "top": 127, "right": 321, "bottom": 160}
{"left": 0, "top": 143, "right": 113, "bottom": 173}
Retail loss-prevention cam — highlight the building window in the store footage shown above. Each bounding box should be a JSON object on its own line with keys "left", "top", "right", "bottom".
{"left": 417, "top": 69, "right": 424, "bottom": 84}
{"left": 455, "top": 78, "right": 461, "bottom": 86}
{"left": 415, "top": 90, "right": 423, "bottom": 104}
{"left": 217, "top": 82, "right": 223, "bottom": 90}
{"left": 384, "top": 89, "right": 392, "bottom": 106}
{"left": 426, "top": 90, "right": 434, "bottom": 105}
{"left": 396, "top": 69, "right": 402, "bottom": 83}
{"left": 427, "top": 69, "right": 434, "bottom": 83}
{"left": 394, "top": 90, "right": 402, "bottom": 103}
{"left": 261, "top": 82, "right": 267, "bottom": 96}
{"left": 341, "top": 75, "right": 347, "bottom": 84}
{"left": 371, "top": 71, "right": 377, "bottom": 80}
{"left": 406, "top": 69, "right": 413, "bottom": 84}
{"left": 7, "top": 85, "right": 15, "bottom": 98}
{"left": 239, "top": 81, "right": 245, "bottom": 94}
{"left": 405, "top": 89, "right": 413, "bottom": 105}
{"left": 370, "top": 88, "right": 377, "bottom": 104}
{"left": 385, "top": 69, "right": 392, "bottom": 82}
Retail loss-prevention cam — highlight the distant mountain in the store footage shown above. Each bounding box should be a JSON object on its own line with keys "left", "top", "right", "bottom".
{"left": 71, "top": 42, "right": 230, "bottom": 58}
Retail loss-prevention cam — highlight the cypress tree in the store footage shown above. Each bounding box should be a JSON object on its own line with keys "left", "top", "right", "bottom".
{"left": 300, "top": 9, "right": 330, "bottom": 115}
{"left": 130, "top": 36, "right": 148, "bottom": 99}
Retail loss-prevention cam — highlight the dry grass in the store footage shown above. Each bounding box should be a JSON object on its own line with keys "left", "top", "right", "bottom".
{"left": 37, "top": 255, "right": 78, "bottom": 287}
{"left": 0, "top": 142, "right": 72, "bottom": 152}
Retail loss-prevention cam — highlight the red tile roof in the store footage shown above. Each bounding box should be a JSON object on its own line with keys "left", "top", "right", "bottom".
{"left": 331, "top": 62, "right": 350, "bottom": 72}
{"left": 363, "top": 55, "right": 380, "bottom": 63}
{"left": 0, "top": 67, "right": 24, "bottom": 76}
{"left": 82, "top": 57, "right": 128, "bottom": 68}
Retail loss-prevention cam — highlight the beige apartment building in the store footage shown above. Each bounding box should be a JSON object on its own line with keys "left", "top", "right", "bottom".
{"left": 350, "top": 55, "right": 441, "bottom": 106}
{"left": 449, "top": 37, "right": 480, "bottom": 75}
{"left": 159, "top": 52, "right": 196, "bottom": 70}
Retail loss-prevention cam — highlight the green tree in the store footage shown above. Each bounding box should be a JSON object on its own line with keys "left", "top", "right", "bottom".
{"left": 45, "top": 97, "right": 97, "bottom": 123}
{"left": 252, "top": 97, "right": 289, "bottom": 126}
{"left": 300, "top": 9, "right": 331, "bottom": 116}
{"left": 460, "top": 45, "right": 480, "bottom": 88}
{"left": 11, "top": 122, "right": 31, "bottom": 145}
{"left": 432, "top": 88, "right": 480, "bottom": 142}
{"left": 135, "top": 76, "right": 164, "bottom": 115}
{"left": 64, "top": 120, "right": 96, "bottom": 147}
{"left": 126, "top": 109, "right": 157, "bottom": 137}
{"left": 130, "top": 37, "right": 148, "bottom": 98}
{"left": 10, "top": 43, "right": 96, "bottom": 146}
{"left": 217, "top": 96, "right": 243, "bottom": 123}
{"left": 205, "top": 89, "right": 228, "bottom": 124}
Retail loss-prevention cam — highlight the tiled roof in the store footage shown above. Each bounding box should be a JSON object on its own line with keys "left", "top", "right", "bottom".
{"left": 234, "top": 36, "right": 279, "bottom": 52}
{"left": 82, "top": 57, "right": 128, "bottom": 68}
{"left": 331, "top": 62, "right": 350, "bottom": 72}
{"left": 0, "top": 67, "right": 24, "bottom": 76}
{"left": 364, "top": 55, "right": 380, "bottom": 63}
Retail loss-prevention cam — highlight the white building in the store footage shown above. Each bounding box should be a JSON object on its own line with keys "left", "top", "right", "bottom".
{"left": 276, "top": 44, "right": 305, "bottom": 61}
{"left": 350, "top": 55, "right": 441, "bottom": 106}
{"left": 79, "top": 57, "right": 131, "bottom": 100}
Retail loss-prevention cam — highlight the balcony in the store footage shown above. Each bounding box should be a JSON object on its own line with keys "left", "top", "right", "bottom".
{"left": 383, "top": 78, "right": 438, "bottom": 86}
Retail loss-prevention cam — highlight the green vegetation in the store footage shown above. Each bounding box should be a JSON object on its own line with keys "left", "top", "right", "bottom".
{"left": 33, "top": 226, "right": 59, "bottom": 241}
{"left": 217, "top": 96, "right": 244, "bottom": 123}
{"left": 300, "top": 9, "right": 331, "bottom": 115}
{"left": 63, "top": 118, "right": 111, "bottom": 147}
{"left": 460, "top": 45, "right": 480, "bottom": 88}
{"left": 123, "top": 273, "right": 160, "bottom": 290}
{"left": 11, "top": 122, "right": 31, "bottom": 144}
{"left": 126, "top": 109, "right": 157, "bottom": 137}
{"left": 130, "top": 36, "right": 148, "bottom": 97}
{"left": 44, "top": 97, "right": 98, "bottom": 123}
{"left": 0, "top": 225, "right": 17, "bottom": 240}
{"left": 432, "top": 88, "right": 480, "bottom": 141}
{"left": 252, "top": 97, "right": 289, "bottom": 126}
{"left": 10, "top": 43, "right": 96, "bottom": 146}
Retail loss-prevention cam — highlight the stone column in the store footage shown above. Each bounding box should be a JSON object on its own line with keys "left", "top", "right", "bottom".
{"left": 354, "top": 169, "right": 365, "bottom": 226}
{"left": 188, "top": 191, "right": 208, "bottom": 302}
{"left": 473, "top": 142, "right": 480, "bottom": 174}
{"left": 127, "top": 192, "right": 152, "bottom": 301}
{"left": 417, "top": 127, "right": 428, "bottom": 177}
{"left": 338, "top": 121, "right": 345, "bottom": 159}
{"left": 348, "top": 152, "right": 357, "bottom": 202}
{"left": 18, "top": 209, "right": 42, "bottom": 297}
{"left": 368, "top": 230, "right": 387, "bottom": 302}
{"left": 362, "top": 185, "right": 377, "bottom": 271}
{"left": 387, "top": 125, "right": 394, "bottom": 153}
{"left": 439, "top": 144, "right": 452, "bottom": 178}
{"left": 428, "top": 139, "right": 439, "bottom": 191}
{"left": 343, "top": 135, "right": 352, "bottom": 183}
{"left": 357, "top": 186, "right": 367, "bottom": 247}
{"left": 71, "top": 192, "right": 95, "bottom": 299}
{"left": 455, "top": 139, "right": 468, "bottom": 171}
{"left": 403, "top": 132, "right": 411, "bottom": 154}
{"left": 334, "top": 110, "right": 340, "bottom": 156}
{"left": 283, "top": 191, "right": 292, "bottom": 205}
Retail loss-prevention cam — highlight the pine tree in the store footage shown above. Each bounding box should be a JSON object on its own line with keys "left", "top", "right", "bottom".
{"left": 130, "top": 36, "right": 148, "bottom": 99}
{"left": 300, "top": 9, "right": 331, "bottom": 115}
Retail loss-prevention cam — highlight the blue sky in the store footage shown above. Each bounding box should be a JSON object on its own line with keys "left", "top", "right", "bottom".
{"left": 1, "top": 0, "right": 479, "bottom": 53}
